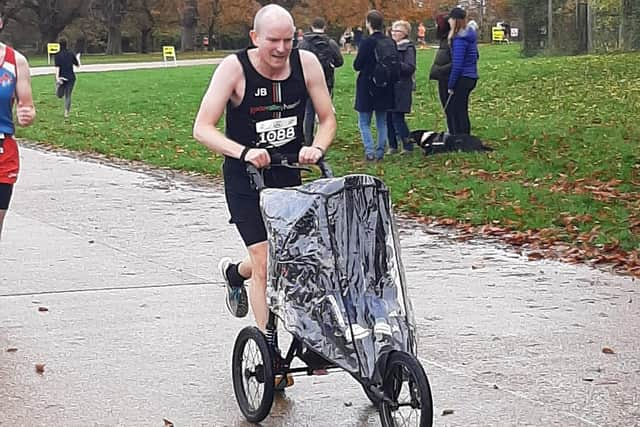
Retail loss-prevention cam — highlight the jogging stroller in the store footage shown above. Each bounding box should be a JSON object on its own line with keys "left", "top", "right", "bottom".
{"left": 231, "top": 154, "right": 433, "bottom": 426}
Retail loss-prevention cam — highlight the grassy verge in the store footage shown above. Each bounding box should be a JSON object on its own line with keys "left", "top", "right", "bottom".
{"left": 27, "top": 50, "right": 230, "bottom": 68}
{"left": 19, "top": 44, "right": 640, "bottom": 273}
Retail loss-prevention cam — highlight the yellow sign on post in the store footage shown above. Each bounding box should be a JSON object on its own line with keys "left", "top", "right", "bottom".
{"left": 492, "top": 27, "right": 505, "bottom": 43}
{"left": 162, "top": 45, "right": 177, "bottom": 66}
{"left": 47, "top": 43, "right": 60, "bottom": 64}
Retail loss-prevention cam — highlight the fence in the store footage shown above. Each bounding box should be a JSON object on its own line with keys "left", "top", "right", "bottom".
{"left": 518, "top": 0, "right": 640, "bottom": 56}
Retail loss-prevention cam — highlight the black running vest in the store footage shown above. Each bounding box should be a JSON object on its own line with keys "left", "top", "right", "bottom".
{"left": 224, "top": 48, "right": 308, "bottom": 194}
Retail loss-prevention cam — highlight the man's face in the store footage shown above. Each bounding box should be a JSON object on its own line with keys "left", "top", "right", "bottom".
{"left": 251, "top": 20, "right": 294, "bottom": 70}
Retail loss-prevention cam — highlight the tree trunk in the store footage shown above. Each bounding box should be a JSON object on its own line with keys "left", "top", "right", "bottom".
{"left": 208, "top": 25, "right": 215, "bottom": 51}
{"left": 181, "top": 0, "right": 198, "bottom": 51}
{"left": 103, "top": 0, "right": 126, "bottom": 55}
{"left": 140, "top": 28, "right": 151, "bottom": 53}
{"left": 106, "top": 25, "right": 123, "bottom": 54}
{"left": 620, "top": 0, "right": 640, "bottom": 51}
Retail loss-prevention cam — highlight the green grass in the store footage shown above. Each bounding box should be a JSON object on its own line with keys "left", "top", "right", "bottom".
{"left": 19, "top": 43, "right": 640, "bottom": 252}
{"left": 27, "top": 50, "right": 230, "bottom": 68}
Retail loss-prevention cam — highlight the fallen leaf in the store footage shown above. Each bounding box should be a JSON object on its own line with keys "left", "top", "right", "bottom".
{"left": 6, "top": 348, "right": 18, "bottom": 353}
{"left": 602, "top": 347, "right": 615, "bottom": 354}
{"left": 38, "top": 306, "right": 49, "bottom": 312}
{"left": 442, "top": 409, "right": 454, "bottom": 416}
{"left": 35, "top": 363, "right": 45, "bottom": 374}
{"left": 163, "top": 418, "right": 174, "bottom": 427}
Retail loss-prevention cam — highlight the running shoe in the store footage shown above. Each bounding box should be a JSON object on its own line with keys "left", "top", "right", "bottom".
{"left": 218, "top": 257, "right": 248, "bottom": 318}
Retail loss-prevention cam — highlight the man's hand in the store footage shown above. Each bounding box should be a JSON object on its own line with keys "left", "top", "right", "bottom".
{"left": 448, "top": 89, "right": 454, "bottom": 95}
{"left": 299, "top": 146, "right": 324, "bottom": 164}
{"left": 16, "top": 103, "right": 35, "bottom": 127}
{"left": 243, "top": 148, "right": 271, "bottom": 168}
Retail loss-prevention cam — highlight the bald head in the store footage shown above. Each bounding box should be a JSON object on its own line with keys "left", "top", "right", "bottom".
{"left": 253, "top": 4, "right": 294, "bottom": 35}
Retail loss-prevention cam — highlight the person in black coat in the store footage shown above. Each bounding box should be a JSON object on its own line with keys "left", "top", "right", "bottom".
{"left": 388, "top": 20, "right": 416, "bottom": 153}
{"left": 429, "top": 13, "right": 452, "bottom": 133}
{"left": 354, "top": 10, "right": 394, "bottom": 161}
{"left": 299, "top": 17, "right": 343, "bottom": 146}
{"left": 54, "top": 39, "right": 80, "bottom": 118}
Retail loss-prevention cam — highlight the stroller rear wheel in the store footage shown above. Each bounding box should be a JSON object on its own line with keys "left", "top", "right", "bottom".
{"left": 380, "top": 351, "right": 433, "bottom": 427}
{"left": 232, "top": 326, "right": 275, "bottom": 423}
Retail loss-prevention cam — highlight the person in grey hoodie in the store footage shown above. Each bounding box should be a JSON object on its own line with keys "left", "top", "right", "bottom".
{"left": 447, "top": 7, "right": 479, "bottom": 135}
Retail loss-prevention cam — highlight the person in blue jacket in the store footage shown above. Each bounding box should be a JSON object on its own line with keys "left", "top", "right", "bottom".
{"left": 353, "top": 10, "right": 394, "bottom": 161}
{"left": 447, "top": 7, "right": 479, "bottom": 135}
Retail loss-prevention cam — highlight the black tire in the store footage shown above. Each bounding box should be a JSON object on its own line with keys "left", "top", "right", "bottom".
{"left": 231, "top": 326, "right": 275, "bottom": 423}
{"left": 380, "top": 351, "right": 433, "bottom": 427}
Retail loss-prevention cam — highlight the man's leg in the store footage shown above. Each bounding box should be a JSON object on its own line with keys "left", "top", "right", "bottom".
{"left": 0, "top": 210, "right": 6, "bottom": 240}
{"left": 374, "top": 110, "right": 388, "bottom": 160}
{"left": 246, "top": 241, "right": 269, "bottom": 330}
{"left": 357, "top": 111, "right": 375, "bottom": 160}
{"left": 387, "top": 112, "right": 398, "bottom": 152}
{"left": 63, "top": 81, "right": 74, "bottom": 117}
{"left": 0, "top": 183, "right": 13, "bottom": 240}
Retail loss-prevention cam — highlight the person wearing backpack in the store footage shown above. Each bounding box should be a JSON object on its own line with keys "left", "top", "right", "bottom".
{"left": 388, "top": 20, "right": 416, "bottom": 154}
{"left": 299, "top": 17, "right": 343, "bottom": 146}
{"left": 354, "top": 10, "right": 397, "bottom": 162}
{"left": 447, "top": 7, "right": 479, "bottom": 135}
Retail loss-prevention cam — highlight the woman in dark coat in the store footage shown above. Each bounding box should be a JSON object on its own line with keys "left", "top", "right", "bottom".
{"left": 388, "top": 20, "right": 416, "bottom": 153}
{"left": 429, "top": 13, "right": 453, "bottom": 133}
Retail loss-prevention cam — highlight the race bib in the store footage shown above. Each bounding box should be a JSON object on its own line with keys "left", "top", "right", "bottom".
{"left": 255, "top": 117, "right": 297, "bottom": 148}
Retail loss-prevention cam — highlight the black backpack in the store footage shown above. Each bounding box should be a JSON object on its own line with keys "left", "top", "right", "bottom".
{"left": 307, "top": 36, "right": 335, "bottom": 87}
{"left": 372, "top": 37, "right": 400, "bottom": 88}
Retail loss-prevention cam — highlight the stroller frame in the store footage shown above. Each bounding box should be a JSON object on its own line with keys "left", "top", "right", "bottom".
{"left": 230, "top": 156, "right": 433, "bottom": 426}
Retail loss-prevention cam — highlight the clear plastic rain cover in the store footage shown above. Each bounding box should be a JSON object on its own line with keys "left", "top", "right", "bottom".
{"left": 262, "top": 174, "right": 417, "bottom": 379}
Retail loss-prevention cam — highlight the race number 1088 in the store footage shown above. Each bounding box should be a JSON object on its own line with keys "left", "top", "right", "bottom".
{"left": 255, "top": 117, "right": 297, "bottom": 148}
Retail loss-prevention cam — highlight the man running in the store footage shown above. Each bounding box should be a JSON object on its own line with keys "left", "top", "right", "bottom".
{"left": 193, "top": 5, "right": 336, "bottom": 331}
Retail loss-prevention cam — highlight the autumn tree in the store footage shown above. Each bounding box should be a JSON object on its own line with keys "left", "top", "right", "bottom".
{"left": 126, "top": 0, "right": 162, "bottom": 52}
{"left": 180, "top": 0, "right": 198, "bottom": 50}
{"left": 88, "top": 0, "right": 128, "bottom": 54}
{"left": 1, "top": 0, "right": 87, "bottom": 48}
{"left": 254, "top": 0, "right": 304, "bottom": 9}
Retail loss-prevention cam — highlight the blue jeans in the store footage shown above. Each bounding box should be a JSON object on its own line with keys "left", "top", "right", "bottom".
{"left": 358, "top": 111, "right": 388, "bottom": 159}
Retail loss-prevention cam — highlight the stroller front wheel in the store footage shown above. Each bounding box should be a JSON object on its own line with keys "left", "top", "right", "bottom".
{"left": 380, "top": 351, "right": 433, "bottom": 427}
{"left": 232, "top": 326, "right": 275, "bottom": 423}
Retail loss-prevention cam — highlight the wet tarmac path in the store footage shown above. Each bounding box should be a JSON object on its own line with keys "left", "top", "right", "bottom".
{"left": 1, "top": 148, "right": 638, "bottom": 426}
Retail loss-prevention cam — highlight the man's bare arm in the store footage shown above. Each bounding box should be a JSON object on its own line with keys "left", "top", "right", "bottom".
{"left": 15, "top": 52, "right": 35, "bottom": 127}
{"left": 193, "top": 55, "right": 273, "bottom": 169}
{"left": 193, "top": 56, "right": 248, "bottom": 159}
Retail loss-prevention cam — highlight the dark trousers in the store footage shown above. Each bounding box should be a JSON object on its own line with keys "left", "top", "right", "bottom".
{"left": 388, "top": 112, "right": 412, "bottom": 151}
{"left": 446, "top": 77, "right": 477, "bottom": 135}
{"left": 438, "top": 79, "right": 454, "bottom": 133}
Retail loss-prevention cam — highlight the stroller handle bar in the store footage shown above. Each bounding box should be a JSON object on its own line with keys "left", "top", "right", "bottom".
{"left": 246, "top": 152, "right": 333, "bottom": 191}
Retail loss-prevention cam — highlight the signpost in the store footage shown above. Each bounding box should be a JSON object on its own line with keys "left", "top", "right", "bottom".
{"left": 162, "top": 46, "right": 177, "bottom": 66}
{"left": 47, "top": 43, "right": 60, "bottom": 64}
